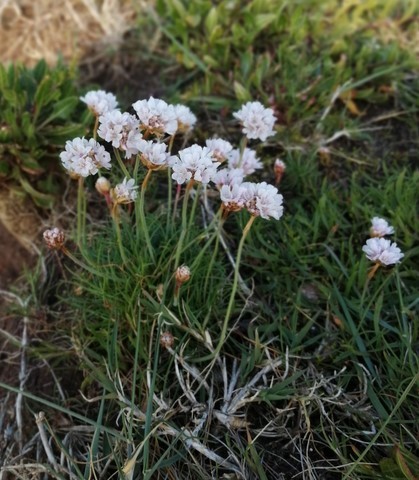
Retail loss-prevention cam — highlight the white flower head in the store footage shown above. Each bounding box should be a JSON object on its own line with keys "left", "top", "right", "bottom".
{"left": 205, "top": 138, "right": 234, "bottom": 163}
{"left": 370, "top": 217, "right": 395, "bottom": 237}
{"left": 138, "top": 140, "right": 170, "bottom": 170}
{"left": 213, "top": 167, "right": 244, "bottom": 189}
{"left": 98, "top": 110, "right": 142, "bottom": 159}
{"left": 112, "top": 177, "right": 138, "bottom": 204}
{"left": 132, "top": 96, "right": 178, "bottom": 136}
{"left": 171, "top": 145, "right": 220, "bottom": 185}
{"left": 362, "top": 238, "right": 404, "bottom": 266}
{"left": 241, "top": 182, "right": 284, "bottom": 220}
{"left": 220, "top": 181, "right": 284, "bottom": 220}
{"left": 174, "top": 105, "right": 197, "bottom": 133}
{"left": 60, "top": 137, "right": 111, "bottom": 177}
{"left": 220, "top": 183, "right": 247, "bottom": 212}
{"left": 233, "top": 101, "right": 276, "bottom": 141}
{"left": 80, "top": 90, "right": 118, "bottom": 116}
{"left": 227, "top": 147, "right": 263, "bottom": 175}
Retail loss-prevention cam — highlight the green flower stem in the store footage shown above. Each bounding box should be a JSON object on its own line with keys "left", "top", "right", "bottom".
{"left": 111, "top": 205, "right": 128, "bottom": 265}
{"left": 203, "top": 231, "right": 220, "bottom": 296}
{"left": 133, "top": 154, "right": 141, "bottom": 178}
{"left": 76, "top": 176, "right": 85, "bottom": 246}
{"left": 137, "top": 168, "right": 155, "bottom": 262}
{"left": 214, "top": 215, "right": 256, "bottom": 356}
{"left": 166, "top": 169, "right": 173, "bottom": 234}
{"left": 187, "top": 183, "right": 201, "bottom": 235}
{"left": 238, "top": 136, "right": 248, "bottom": 167}
{"left": 114, "top": 148, "right": 131, "bottom": 179}
{"left": 174, "top": 180, "right": 194, "bottom": 271}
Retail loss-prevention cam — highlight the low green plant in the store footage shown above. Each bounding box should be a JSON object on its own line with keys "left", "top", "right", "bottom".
{"left": 1, "top": 86, "right": 416, "bottom": 479}
{"left": 0, "top": 60, "right": 89, "bottom": 207}
{"left": 149, "top": 0, "right": 418, "bottom": 112}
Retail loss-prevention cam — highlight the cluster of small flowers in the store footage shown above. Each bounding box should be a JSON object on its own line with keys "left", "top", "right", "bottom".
{"left": 62, "top": 91, "right": 283, "bottom": 220}
{"left": 362, "top": 217, "right": 403, "bottom": 266}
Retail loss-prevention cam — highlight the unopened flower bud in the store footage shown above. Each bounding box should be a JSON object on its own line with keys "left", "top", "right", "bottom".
{"left": 175, "top": 265, "right": 191, "bottom": 285}
{"left": 160, "top": 331, "right": 174, "bottom": 349}
{"left": 274, "top": 159, "right": 286, "bottom": 185}
{"left": 43, "top": 228, "right": 65, "bottom": 250}
{"left": 95, "top": 176, "right": 111, "bottom": 195}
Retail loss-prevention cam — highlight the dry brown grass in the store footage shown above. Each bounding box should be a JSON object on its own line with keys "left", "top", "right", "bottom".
{"left": 0, "top": 0, "right": 138, "bottom": 66}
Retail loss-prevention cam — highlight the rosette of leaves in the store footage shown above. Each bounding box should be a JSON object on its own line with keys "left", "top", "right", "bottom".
{"left": 0, "top": 60, "right": 89, "bottom": 208}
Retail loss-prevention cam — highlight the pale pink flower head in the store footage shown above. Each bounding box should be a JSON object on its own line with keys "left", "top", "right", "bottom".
{"left": 220, "top": 181, "right": 284, "bottom": 220}
{"left": 174, "top": 105, "right": 197, "bottom": 133}
{"left": 98, "top": 110, "right": 142, "bottom": 159}
{"left": 233, "top": 101, "right": 276, "bottom": 141}
{"left": 241, "top": 182, "right": 284, "bottom": 220}
{"left": 220, "top": 183, "right": 247, "bottom": 212}
{"left": 213, "top": 168, "right": 244, "bottom": 189}
{"left": 138, "top": 140, "right": 171, "bottom": 170}
{"left": 362, "top": 238, "right": 403, "bottom": 266}
{"left": 205, "top": 138, "right": 234, "bottom": 163}
{"left": 112, "top": 177, "right": 138, "bottom": 204}
{"left": 80, "top": 90, "right": 118, "bottom": 116}
{"left": 60, "top": 137, "right": 111, "bottom": 177}
{"left": 227, "top": 148, "right": 262, "bottom": 175}
{"left": 132, "top": 97, "right": 178, "bottom": 136}
{"left": 370, "top": 217, "right": 394, "bottom": 237}
{"left": 171, "top": 145, "right": 220, "bottom": 185}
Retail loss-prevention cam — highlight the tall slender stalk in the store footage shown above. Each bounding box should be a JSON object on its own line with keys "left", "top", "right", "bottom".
{"left": 111, "top": 205, "right": 128, "bottom": 265}
{"left": 214, "top": 215, "right": 256, "bottom": 355}
{"left": 114, "top": 148, "right": 131, "bottom": 179}
{"left": 76, "top": 176, "right": 85, "bottom": 246}
{"left": 137, "top": 169, "right": 155, "bottom": 262}
{"left": 174, "top": 180, "right": 194, "bottom": 270}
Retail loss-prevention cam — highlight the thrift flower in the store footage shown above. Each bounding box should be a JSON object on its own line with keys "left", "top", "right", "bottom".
{"left": 43, "top": 228, "right": 65, "bottom": 250}
{"left": 362, "top": 238, "right": 404, "bottom": 266}
{"left": 112, "top": 178, "right": 138, "bottom": 204}
{"left": 174, "top": 105, "right": 197, "bottom": 133}
{"left": 60, "top": 137, "right": 111, "bottom": 177}
{"left": 175, "top": 265, "right": 191, "bottom": 285}
{"left": 98, "top": 110, "right": 142, "bottom": 159}
{"left": 227, "top": 148, "right": 262, "bottom": 175}
{"left": 220, "top": 184, "right": 247, "bottom": 212}
{"left": 233, "top": 101, "right": 276, "bottom": 141}
{"left": 138, "top": 140, "right": 171, "bottom": 170}
{"left": 213, "top": 167, "right": 244, "bottom": 188}
{"left": 80, "top": 90, "right": 118, "bottom": 116}
{"left": 241, "top": 182, "right": 284, "bottom": 220}
{"left": 205, "top": 138, "right": 234, "bottom": 163}
{"left": 220, "top": 182, "right": 284, "bottom": 220}
{"left": 171, "top": 145, "right": 220, "bottom": 185}
{"left": 132, "top": 97, "right": 178, "bottom": 136}
{"left": 370, "top": 217, "right": 394, "bottom": 237}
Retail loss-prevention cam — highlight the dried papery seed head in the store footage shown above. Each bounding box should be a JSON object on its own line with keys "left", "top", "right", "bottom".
{"left": 43, "top": 228, "right": 65, "bottom": 250}
{"left": 95, "top": 177, "right": 111, "bottom": 195}
{"left": 160, "top": 331, "right": 174, "bottom": 349}
{"left": 175, "top": 265, "right": 191, "bottom": 285}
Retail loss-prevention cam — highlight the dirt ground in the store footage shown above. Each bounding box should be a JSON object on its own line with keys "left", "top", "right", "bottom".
{"left": 0, "top": 222, "right": 34, "bottom": 291}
